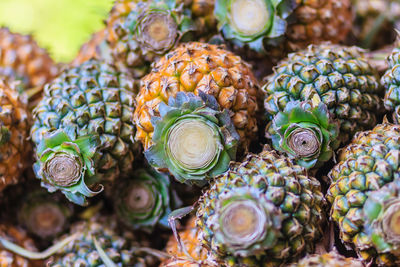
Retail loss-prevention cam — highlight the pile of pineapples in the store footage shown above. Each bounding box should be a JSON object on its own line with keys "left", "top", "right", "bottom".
{"left": 3, "top": 0, "right": 400, "bottom": 266}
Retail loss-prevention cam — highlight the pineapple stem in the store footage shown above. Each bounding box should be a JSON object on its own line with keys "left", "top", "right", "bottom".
{"left": 229, "top": 0, "right": 270, "bottom": 36}
{"left": 287, "top": 128, "right": 320, "bottom": 158}
{"left": 26, "top": 203, "right": 66, "bottom": 238}
{"left": 139, "top": 12, "right": 178, "bottom": 52}
{"left": 45, "top": 153, "right": 83, "bottom": 187}
{"left": 125, "top": 183, "right": 155, "bottom": 214}
{"left": 219, "top": 200, "right": 267, "bottom": 245}
{"left": 167, "top": 119, "right": 219, "bottom": 170}
{"left": 0, "top": 233, "right": 78, "bottom": 260}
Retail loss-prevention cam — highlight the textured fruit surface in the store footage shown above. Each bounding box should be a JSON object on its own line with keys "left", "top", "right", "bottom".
{"left": 0, "top": 80, "right": 30, "bottom": 192}
{"left": 106, "top": 0, "right": 199, "bottom": 78}
{"left": 47, "top": 217, "right": 155, "bottom": 266}
{"left": 382, "top": 46, "right": 400, "bottom": 123}
{"left": 289, "top": 251, "right": 364, "bottom": 267}
{"left": 0, "top": 225, "right": 40, "bottom": 267}
{"left": 327, "top": 123, "right": 400, "bottom": 265}
{"left": 30, "top": 60, "right": 138, "bottom": 204}
{"left": 286, "top": 0, "right": 352, "bottom": 51}
{"left": 197, "top": 149, "right": 326, "bottom": 266}
{"left": 135, "top": 42, "right": 260, "bottom": 151}
{"left": 263, "top": 44, "right": 383, "bottom": 145}
{"left": 0, "top": 27, "right": 58, "bottom": 89}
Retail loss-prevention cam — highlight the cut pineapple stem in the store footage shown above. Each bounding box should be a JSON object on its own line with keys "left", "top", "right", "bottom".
{"left": 167, "top": 119, "right": 219, "bottom": 170}
{"left": 287, "top": 128, "right": 320, "bottom": 158}
{"left": 140, "top": 12, "right": 178, "bottom": 51}
{"left": 384, "top": 203, "right": 400, "bottom": 237}
{"left": 45, "top": 153, "right": 83, "bottom": 187}
{"left": 220, "top": 199, "right": 267, "bottom": 245}
{"left": 229, "top": 0, "right": 270, "bottom": 35}
{"left": 125, "top": 182, "right": 155, "bottom": 213}
{"left": 27, "top": 203, "right": 66, "bottom": 237}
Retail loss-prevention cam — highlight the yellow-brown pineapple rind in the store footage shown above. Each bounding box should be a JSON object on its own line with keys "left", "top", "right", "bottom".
{"left": 71, "top": 29, "right": 107, "bottom": 66}
{"left": 134, "top": 42, "right": 261, "bottom": 151}
{"left": 286, "top": 0, "right": 353, "bottom": 51}
{"left": 0, "top": 27, "right": 58, "bottom": 89}
{"left": 0, "top": 80, "right": 30, "bottom": 192}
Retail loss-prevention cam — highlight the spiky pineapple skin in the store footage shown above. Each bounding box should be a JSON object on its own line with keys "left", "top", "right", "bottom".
{"left": 135, "top": 42, "right": 260, "bottom": 151}
{"left": 263, "top": 44, "right": 383, "bottom": 145}
{"left": 30, "top": 60, "right": 139, "bottom": 183}
{"left": 327, "top": 123, "right": 400, "bottom": 265}
{"left": 286, "top": 0, "right": 352, "bottom": 51}
{"left": 0, "top": 27, "right": 58, "bottom": 89}
{"left": 0, "top": 225, "right": 41, "bottom": 267}
{"left": 0, "top": 80, "right": 30, "bottom": 192}
{"left": 197, "top": 150, "right": 326, "bottom": 266}
{"left": 382, "top": 47, "right": 400, "bottom": 123}
{"left": 289, "top": 251, "right": 364, "bottom": 267}
{"left": 48, "top": 217, "right": 154, "bottom": 266}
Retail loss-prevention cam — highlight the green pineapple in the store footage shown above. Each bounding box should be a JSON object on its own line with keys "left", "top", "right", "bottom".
{"left": 196, "top": 149, "right": 326, "bottom": 266}
{"left": 113, "top": 166, "right": 181, "bottom": 232}
{"left": 382, "top": 45, "right": 400, "bottom": 123}
{"left": 106, "top": 0, "right": 197, "bottom": 78}
{"left": 327, "top": 122, "right": 400, "bottom": 266}
{"left": 30, "top": 60, "right": 139, "bottom": 205}
{"left": 268, "top": 99, "right": 340, "bottom": 169}
{"left": 263, "top": 44, "right": 384, "bottom": 156}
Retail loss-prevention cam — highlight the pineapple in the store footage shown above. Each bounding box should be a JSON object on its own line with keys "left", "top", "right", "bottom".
{"left": 0, "top": 27, "right": 58, "bottom": 96}
{"left": 161, "top": 217, "right": 213, "bottom": 266}
{"left": 18, "top": 190, "right": 73, "bottom": 240}
{"left": 196, "top": 149, "right": 326, "bottom": 266}
{"left": 267, "top": 99, "right": 340, "bottom": 169}
{"left": 327, "top": 122, "right": 400, "bottom": 265}
{"left": 214, "top": 0, "right": 352, "bottom": 56}
{"left": 289, "top": 251, "right": 364, "bottom": 267}
{"left": 263, "top": 44, "right": 384, "bottom": 150}
{"left": 46, "top": 217, "right": 158, "bottom": 266}
{"left": 0, "top": 79, "right": 30, "bottom": 193}
{"left": 30, "top": 60, "right": 139, "bottom": 205}
{"left": 106, "top": 0, "right": 199, "bottom": 78}
{"left": 71, "top": 29, "right": 108, "bottom": 66}
{"left": 381, "top": 45, "right": 400, "bottom": 123}
{"left": 361, "top": 179, "right": 400, "bottom": 266}
{"left": 134, "top": 42, "right": 260, "bottom": 184}
{"left": 0, "top": 225, "right": 41, "bottom": 267}
{"left": 113, "top": 166, "right": 180, "bottom": 231}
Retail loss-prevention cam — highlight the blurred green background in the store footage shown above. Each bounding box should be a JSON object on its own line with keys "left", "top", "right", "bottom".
{"left": 0, "top": 0, "right": 113, "bottom": 63}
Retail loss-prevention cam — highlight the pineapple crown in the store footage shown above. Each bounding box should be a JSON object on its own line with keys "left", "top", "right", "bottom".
{"left": 33, "top": 129, "right": 102, "bottom": 206}
{"left": 267, "top": 99, "right": 340, "bottom": 169}
{"left": 363, "top": 179, "right": 400, "bottom": 253}
{"left": 122, "top": 0, "right": 195, "bottom": 55}
{"left": 114, "top": 167, "right": 181, "bottom": 232}
{"left": 145, "top": 91, "right": 240, "bottom": 186}
{"left": 205, "top": 185, "right": 282, "bottom": 257}
{"left": 214, "top": 0, "right": 297, "bottom": 53}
